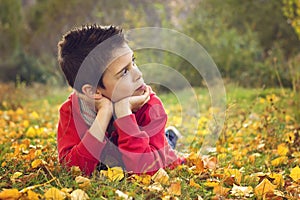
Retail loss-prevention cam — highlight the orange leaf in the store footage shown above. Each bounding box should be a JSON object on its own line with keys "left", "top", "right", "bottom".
{"left": 213, "top": 185, "right": 230, "bottom": 196}
{"left": 195, "top": 158, "right": 204, "bottom": 174}
{"left": 189, "top": 178, "right": 201, "bottom": 188}
{"left": 168, "top": 181, "right": 181, "bottom": 196}
{"left": 0, "top": 189, "right": 20, "bottom": 199}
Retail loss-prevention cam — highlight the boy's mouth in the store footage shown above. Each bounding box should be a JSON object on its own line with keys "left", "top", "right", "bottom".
{"left": 136, "top": 83, "right": 146, "bottom": 91}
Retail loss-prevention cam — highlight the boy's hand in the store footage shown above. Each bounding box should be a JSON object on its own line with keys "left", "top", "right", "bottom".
{"left": 113, "top": 86, "right": 150, "bottom": 118}
{"left": 95, "top": 96, "right": 113, "bottom": 115}
{"left": 130, "top": 85, "right": 151, "bottom": 112}
{"left": 76, "top": 91, "right": 112, "bottom": 115}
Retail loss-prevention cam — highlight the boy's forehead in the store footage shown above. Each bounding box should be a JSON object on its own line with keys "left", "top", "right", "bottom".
{"left": 104, "top": 44, "right": 133, "bottom": 70}
{"left": 110, "top": 44, "right": 132, "bottom": 61}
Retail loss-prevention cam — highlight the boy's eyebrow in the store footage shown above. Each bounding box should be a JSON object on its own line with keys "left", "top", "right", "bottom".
{"left": 114, "top": 54, "right": 134, "bottom": 77}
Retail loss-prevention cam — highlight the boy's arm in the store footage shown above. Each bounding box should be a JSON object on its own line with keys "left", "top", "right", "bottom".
{"left": 113, "top": 91, "right": 182, "bottom": 175}
{"left": 57, "top": 94, "right": 112, "bottom": 175}
{"left": 89, "top": 97, "right": 112, "bottom": 142}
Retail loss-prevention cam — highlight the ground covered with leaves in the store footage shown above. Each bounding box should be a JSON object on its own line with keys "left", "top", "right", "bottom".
{"left": 0, "top": 83, "right": 299, "bottom": 199}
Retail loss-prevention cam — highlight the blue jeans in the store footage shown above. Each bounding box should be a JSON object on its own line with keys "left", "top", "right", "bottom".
{"left": 165, "top": 128, "right": 179, "bottom": 149}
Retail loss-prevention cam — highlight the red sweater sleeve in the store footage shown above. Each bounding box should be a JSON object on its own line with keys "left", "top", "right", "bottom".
{"left": 57, "top": 94, "right": 106, "bottom": 175}
{"left": 113, "top": 93, "right": 182, "bottom": 175}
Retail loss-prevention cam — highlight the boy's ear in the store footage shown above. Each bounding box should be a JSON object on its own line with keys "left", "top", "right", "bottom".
{"left": 81, "top": 84, "right": 102, "bottom": 100}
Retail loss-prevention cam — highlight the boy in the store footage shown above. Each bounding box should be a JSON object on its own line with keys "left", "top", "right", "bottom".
{"left": 57, "top": 24, "right": 184, "bottom": 176}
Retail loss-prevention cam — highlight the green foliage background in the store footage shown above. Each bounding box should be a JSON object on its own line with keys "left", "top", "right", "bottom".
{"left": 0, "top": 0, "right": 300, "bottom": 89}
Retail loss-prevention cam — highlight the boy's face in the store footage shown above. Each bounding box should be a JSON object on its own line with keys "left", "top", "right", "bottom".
{"left": 99, "top": 44, "right": 146, "bottom": 102}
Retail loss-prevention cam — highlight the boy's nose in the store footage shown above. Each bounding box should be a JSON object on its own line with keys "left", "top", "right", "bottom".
{"left": 133, "top": 66, "right": 143, "bottom": 81}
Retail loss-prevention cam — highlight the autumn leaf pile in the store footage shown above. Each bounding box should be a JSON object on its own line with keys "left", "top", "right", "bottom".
{"left": 0, "top": 84, "right": 299, "bottom": 199}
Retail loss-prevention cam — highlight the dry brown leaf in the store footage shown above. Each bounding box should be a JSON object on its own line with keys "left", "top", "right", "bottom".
{"left": 70, "top": 166, "right": 82, "bottom": 177}
{"left": 75, "top": 176, "right": 91, "bottom": 189}
{"left": 231, "top": 184, "right": 253, "bottom": 197}
{"left": 147, "top": 182, "right": 164, "bottom": 192}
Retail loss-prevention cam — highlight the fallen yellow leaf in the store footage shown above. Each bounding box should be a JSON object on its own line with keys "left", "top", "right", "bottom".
{"left": 26, "top": 127, "right": 37, "bottom": 138}
{"left": 204, "top": 180, "right": 220, "bottom": 187}
{"left": 31, "top": 159, "right": 47, "bottom": 168}
{"left": 277, "top": 143, "right": 289, "bottom": 156}
{"left": 44, "top": 187, "right": 66, "bottom": 200}
{"left": 25, "top": 190, "right": 40, "bottom": 200}
{"left": 152, "top": 168, "right": 169, "bottom": 185}
{"left": 10, "top": 171, "right": 23, "bottom": 180}
{"left": 107, "top": 166, "right": 124, "bottom": 182}
{"left": 131, "top": 174, "right": 152, "bottom": 186}
{"left": 254, "top": 178, "right": 276, "bottom": 197}
{"left": 271, "top": 156, "right": 288, "bottom": 167}
{"left": 0, "top": 189, "right": 20, "bottom": 199}
{"left": 70, "top": 189, "right": 89, "bottom": 200}
{"left": 225, "top": 169, "right": 242, "bottom": 184}
{"left": 290, "top": 166, "right": 300, "bottom": 182}
{"left": 269, "top": 173, "right": 284, "bottom": 188}
{"left": 29, "top": 111, "right": 39, "bottom": 119}
{"left": 213, "top": 185, "right": 230, "bottom": 196}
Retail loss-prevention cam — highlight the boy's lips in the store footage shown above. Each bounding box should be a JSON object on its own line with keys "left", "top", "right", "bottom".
{"left": 136, "top": 83, "right": 146, "bottom": 91}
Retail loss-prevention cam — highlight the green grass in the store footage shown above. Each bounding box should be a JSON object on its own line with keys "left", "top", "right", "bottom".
{"left": 0, "top": 84, "right": 299, "bottom": 199}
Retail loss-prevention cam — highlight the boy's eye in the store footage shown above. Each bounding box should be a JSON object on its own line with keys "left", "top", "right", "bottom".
{"left": 132, "top": 56, "right": 136, "bottom": 65}
{"left": 122, "top": 68, "right": 129, "bottom": 76}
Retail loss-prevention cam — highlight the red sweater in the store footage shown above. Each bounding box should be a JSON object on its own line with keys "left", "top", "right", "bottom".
{"left": 57, "top": 91, "right": 183, "bottom": 175}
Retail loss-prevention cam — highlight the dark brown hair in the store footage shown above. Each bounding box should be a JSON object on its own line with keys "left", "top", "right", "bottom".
{"left": 57, "top": 24, "right": 125, "bottom": 92}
